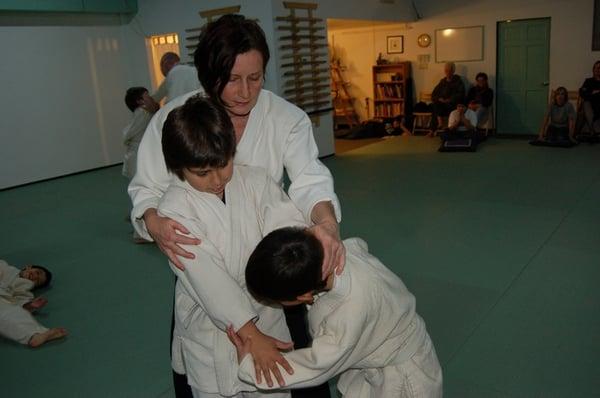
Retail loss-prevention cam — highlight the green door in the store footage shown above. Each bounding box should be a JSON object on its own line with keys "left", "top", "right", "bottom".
{"left": 497, "top": 18, "right": 550, "bottom": 135}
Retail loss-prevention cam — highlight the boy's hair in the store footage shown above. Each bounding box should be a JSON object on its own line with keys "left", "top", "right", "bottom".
{"left": 30, "top": 265, "right": 52, "bottom": 289}
{"left": 246, "top": 227, "right": 326, "bottom": 302}
{"left": 194, "top": 14, "right": 269, "bottom": 105}
{"left": 124, "top": 87, "right": 147, "bottom": 112}
{"left": 162, "top": 94, "right": 236, "bottom": 180}
{"left": 475, "top": 72, "right": 488, "bottom": 81}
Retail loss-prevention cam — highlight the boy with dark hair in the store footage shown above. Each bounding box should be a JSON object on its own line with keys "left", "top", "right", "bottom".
{"left": 157, "top": 94, "right": 307, "bottom": 397}
{"left": 122, "top": 86, "right": 155, "bottom": 180}
{"left": 228, "top": 227, "right": 442, "bottom": 397}
{"left": 0, "top": 259, "right": 67, "bottom": 347}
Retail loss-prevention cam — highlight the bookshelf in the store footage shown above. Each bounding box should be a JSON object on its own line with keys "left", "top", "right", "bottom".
{"left": 372, "top": 62, "right": 410, "bottom": 119}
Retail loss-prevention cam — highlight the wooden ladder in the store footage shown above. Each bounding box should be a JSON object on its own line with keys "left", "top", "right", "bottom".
{"left": 331, "top": 60, "right": 359, "bottom": 129}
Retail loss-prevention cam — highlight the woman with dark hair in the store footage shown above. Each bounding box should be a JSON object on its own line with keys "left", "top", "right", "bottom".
{"left": 129, "top": 14, "right": 339, "bottom": 398}
{"left": 579, "top": 60, "right": 600, "bottom": 134}
{"left": 466, "top": 72, "right": 494, "bottom": 128}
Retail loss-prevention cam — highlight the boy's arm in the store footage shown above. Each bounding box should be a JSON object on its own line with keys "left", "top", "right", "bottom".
{"left": 164, "top": 212, "right": 258, "bottom": 331}
{"left": 237, "top": 322, "right": 358, "bottom": 390}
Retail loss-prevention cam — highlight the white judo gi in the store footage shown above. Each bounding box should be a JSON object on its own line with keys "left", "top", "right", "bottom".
{"left": 152, "top": 63, "right": 201, "bottom": 104}
{"left": 122, "top": 107, "right": 153, "bottom": 179}
{"left": 129, "top": 88, "right": 340, "bottom": 239}
{"left": 157, "top": 165, "right": 307, "bottom": 397}
{"left": 0, "top": 260, "right": 47, "bottom": 345}
{"left": 238, "top": 239, "right": 443, "bottom": 398}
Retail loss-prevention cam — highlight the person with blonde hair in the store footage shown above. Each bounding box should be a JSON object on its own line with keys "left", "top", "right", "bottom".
{"left": 531, "top": 87, "right": 577, "bottom": 147}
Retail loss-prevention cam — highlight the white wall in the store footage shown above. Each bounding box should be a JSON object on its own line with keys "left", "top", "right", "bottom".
{"left": 5, "top": 0, "right": 593, "bottom": 188}
{"left": 129, "top": 0, "right": 417, "bottom": 157}
{"left": 329, "top": 0, "right": 597, "bottom": 119}
{"left": 0, "top": 0, "right": 417, "bottom": 188}
{"left": 0, "top": 22, "right": 135, "bottom": 189}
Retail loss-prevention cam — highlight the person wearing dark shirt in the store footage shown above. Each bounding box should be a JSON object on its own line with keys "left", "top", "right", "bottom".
{"left": 579, "top": 60, "right": 600, "bottom": 134}
{"left": 431, "top": 62, "right": 465, "bottom": 132}
{"left": 466, "top": 72, "right": 494, "bottom": 128}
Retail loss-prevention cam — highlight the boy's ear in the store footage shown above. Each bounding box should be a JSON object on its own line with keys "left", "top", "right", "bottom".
{"left": 296, "top": 292, "right": 314, "bottom": 304}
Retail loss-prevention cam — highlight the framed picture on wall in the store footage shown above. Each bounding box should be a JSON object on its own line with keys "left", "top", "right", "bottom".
{"left": 387, "top": 35, "right": 404, "bottom": 54}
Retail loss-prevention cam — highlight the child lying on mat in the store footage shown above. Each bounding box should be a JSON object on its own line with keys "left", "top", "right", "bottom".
{"left": 227, "top": 227, "right": 443, "bottom": 398}
{"left": 0, "top": 259, "right": 67, "bottom": 347}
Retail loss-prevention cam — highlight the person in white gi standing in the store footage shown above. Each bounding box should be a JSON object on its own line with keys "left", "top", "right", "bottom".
{"left": 122, "top": 87, "right": 155, "bottom": 180}
{"left": 129, "top": 14, "right": 343, "bottom": 398}
{"left": 151, "top": 52, "right": 201, "bottom": 105}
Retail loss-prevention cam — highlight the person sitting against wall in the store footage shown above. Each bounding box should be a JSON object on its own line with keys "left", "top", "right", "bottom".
{"left": 439, "top": 101, "right": 477, "bottom": 142}
{"left": 430, "top": 62, "right": 465, "bottom": 134}
{"left": 530, "top": 87, "right": 577, "bottom": 147}
{"left": 578, "top": 60, "right": 600, "bottom": 137}
{"left": 466, "top": 72, "right": 494, "bottom": 129}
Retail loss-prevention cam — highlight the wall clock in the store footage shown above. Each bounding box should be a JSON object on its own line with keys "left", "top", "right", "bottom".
{"left": 417, "top": 33, "right": 431, "bottom": 48}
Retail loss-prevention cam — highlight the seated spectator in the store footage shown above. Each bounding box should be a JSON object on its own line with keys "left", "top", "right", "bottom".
{"left": 0, "top": 259, "right": 67, "bottom": 348}
{"left": 439, "top": 102, "right": 478, "bottom": 141}
{"left": 385, "top": 115, "right": 411, "bottom": 136}
{"left": 579, "top": 60, "right": 600, "bottom": 135}
{"left": 466, "top": 72, "right": 494, "bottom": 128}
{"left": 431, "top": 62, "right": 465, "bottom": 131}
{"left": 531, "top": 87, "right": 576, "bottom": 147}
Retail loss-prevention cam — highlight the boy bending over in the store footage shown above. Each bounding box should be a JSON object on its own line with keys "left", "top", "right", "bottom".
{"left": 228, "top": 228, "right": 443, "bottom": 398}
{"left": 0, "top": 259, "right": 67, "bottom": 347}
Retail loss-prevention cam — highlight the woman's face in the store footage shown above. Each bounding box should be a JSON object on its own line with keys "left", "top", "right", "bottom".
{"left": 221, "top": 50, "right": 264, "bottom": 117}
{"left": 555, "top": 91, "right": 567, "bottom": 106}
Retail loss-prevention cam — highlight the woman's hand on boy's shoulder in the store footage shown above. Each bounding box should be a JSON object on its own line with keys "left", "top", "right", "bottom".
{"left": 144, "top": 209, "right": 201, "bottom": 270}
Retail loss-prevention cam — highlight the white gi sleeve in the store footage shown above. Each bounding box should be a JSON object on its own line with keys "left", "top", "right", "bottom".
{"left": 123, "top": 109, "right": 150, "bottom": 145}
{"left": 162, "top": 213, "right": 258, "bottom": 332}
{"left": 127, "top": 110, "right": 171, "bottom": 240}
{"left": 238, "top": 320, "right": 359, "bottom": 390}
{"left": 259, "top": 174, "right": 308, "bottom": 235}
{"left": 284, "top": 114, "right": 342, "bottom": 223}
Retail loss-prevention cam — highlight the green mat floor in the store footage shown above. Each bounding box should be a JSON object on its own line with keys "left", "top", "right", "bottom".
{"left": 1, "top": 136, "right": 599, "bottom": 397}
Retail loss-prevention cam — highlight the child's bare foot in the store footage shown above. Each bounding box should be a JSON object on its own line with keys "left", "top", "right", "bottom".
{"left": 28, "top": 328, "right": 68, "bottom": 348}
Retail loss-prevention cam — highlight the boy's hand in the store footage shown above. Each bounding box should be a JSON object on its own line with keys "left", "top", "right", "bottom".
{"left": 23, "top": 297, "right": 48, "bottom": 312}
{"left": 144, "top": 209, "right": 201, "bottom": 270}
{"left": 237, "top": 321, "right": 294, "bottom": 387}
{"left": 310, "top": 221, "right": 346, "bottom": 278}
{"left": 226, "top": 325, "right": 251, "bottom": 363}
